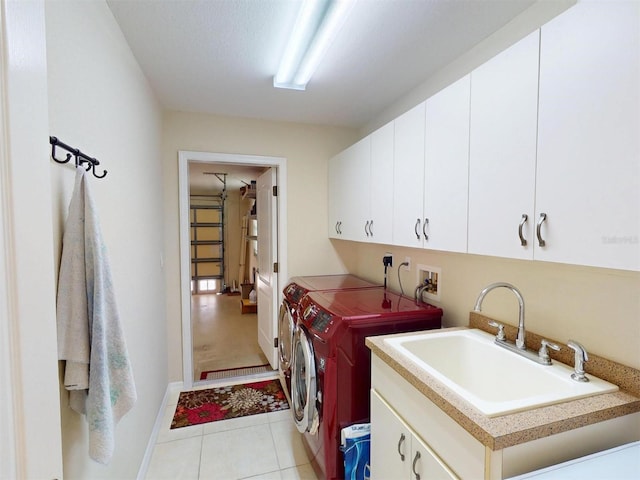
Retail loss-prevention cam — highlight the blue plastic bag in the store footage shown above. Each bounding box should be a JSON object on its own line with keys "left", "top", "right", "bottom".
{"left": 341, "top": 423, "right": 371, "bottom": 480}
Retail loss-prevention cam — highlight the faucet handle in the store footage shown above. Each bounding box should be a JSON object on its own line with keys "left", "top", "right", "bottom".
{"left": 487, "top": 321, "right": 506, "bottom": 341}
{"left": 538, "top": 339, "right": 560, "bottom": 365}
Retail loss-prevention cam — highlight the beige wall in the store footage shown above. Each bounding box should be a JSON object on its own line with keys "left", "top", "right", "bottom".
{"left": 46, "top": 1, "right": 167, "bottom": 478}
{"left": 162, "top": 111, "right": 358, "bottom": 381}
{"left": 334, "top": 241, "right": 640, "bottom": 369}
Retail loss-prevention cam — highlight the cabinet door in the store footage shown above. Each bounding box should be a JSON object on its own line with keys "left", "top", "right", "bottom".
{"left": 328, "top": 138, "right": 371, "bottom": 241}
{"left": 370, "top": 390, "right": 412, "bottom": 479}
{"left": 424, "top": 75, "right": 471, "bottom": 253}
{"left": 393, "top": 102, "right": 426, "bottom": 248}
{"left": 369, "top": 122, "right": 394, "bottom": 245}
{"left": 371, "top": 390, "right": 459, "bottom": 480}
{"left": 536, "top": 1, "right": 639, "bottom": 271}
{"left": 328, "top": 150, "right": 347, "bottom": 239}
{"left": 468, "top": 31, "right": 540, "bottom": 260}
{"left": 412, "top": 434, "right": 459, "bottom": 480}
{"left": 342, "top": 136, "right": 371, "bottom": 242}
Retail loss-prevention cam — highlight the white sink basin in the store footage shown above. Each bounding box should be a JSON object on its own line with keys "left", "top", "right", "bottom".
{"left": 384, "top": 329, "right": 619, "bottom": 417}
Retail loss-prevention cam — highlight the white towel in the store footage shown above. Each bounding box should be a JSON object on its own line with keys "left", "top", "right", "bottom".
{"left": 57, "top": 168, "right": 136, "bottom": 464}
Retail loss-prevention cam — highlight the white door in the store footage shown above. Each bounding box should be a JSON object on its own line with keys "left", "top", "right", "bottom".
{"left": 536, "top": 0, "right": 639, "bottom": 271}
{"left": 467, "top": 30, "right": 539, "bottom": 260}
{"left": 257, "top": 168, "right": 278, "bottom": 368}
{"left": 328, "top": 150, "right": 345, "bottom": 239}
{"left": 424, "top": 75, "right": 470, "bottom": 253}
{"left": 345, "top": 136, "right": 372, "bottom": 242}
{"left": 370, "top": 390, "right": 412, "bottom": 479}
{"left": 392, "top": 102, "right": 426, "bottom": 248}
{"left": 370, "top": 121, "right": 394, "bottom": 245}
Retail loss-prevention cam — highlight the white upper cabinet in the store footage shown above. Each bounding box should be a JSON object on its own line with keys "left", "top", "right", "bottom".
{"left": 423, "top": 75, "right": 471, "bottom": 253}
{"left": 369, "top": 121, "right": 394, "bottom": 245}
{"left": 328, "top": 1, "right": 638, "bottom": 271}
{"left": 535, "top": 0, "right": 639, "bottom": 271}
{"left": 467, "top": 30, "right": 540, "bottom": 260}
{"left": 346, "top": 136, "right": 372, "bottom": 242}
{"left": 392, "top": 102, "right": 426, "bottom": 248}
{"left": 328, "top": 148, "right": 347, "bottom": 239}
{"left": 328, "top": 136, "right": 371, "bottom": 241}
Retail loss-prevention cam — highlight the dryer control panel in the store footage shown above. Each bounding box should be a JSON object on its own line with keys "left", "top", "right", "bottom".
{"left": 300, "top": 298, "right": 335, "bottom": 335}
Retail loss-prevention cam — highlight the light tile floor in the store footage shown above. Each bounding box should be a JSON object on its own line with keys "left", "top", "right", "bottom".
{"left": 145, "top": 377, "right": 318, "bottom": 480}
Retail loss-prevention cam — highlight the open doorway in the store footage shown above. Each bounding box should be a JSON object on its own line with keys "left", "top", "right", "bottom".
{"left": 178, "top": 151, "right": 287, "bottom": 388}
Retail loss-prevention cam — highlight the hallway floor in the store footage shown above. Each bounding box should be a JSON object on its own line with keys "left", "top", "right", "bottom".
{"left": 144, "top": 376, "right": 318, "bottom": 479}
{"left": 192, "top": 293, "right": 269, "bottom": 381}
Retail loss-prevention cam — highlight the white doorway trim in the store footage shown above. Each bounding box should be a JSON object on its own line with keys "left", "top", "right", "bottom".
{"left": 178, "top": 150, "right": 288, "bottom": 388}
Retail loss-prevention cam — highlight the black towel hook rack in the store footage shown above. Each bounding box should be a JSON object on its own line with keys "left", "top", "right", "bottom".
{"left": 49, "top": 136, "right": 107, "bottom": 179}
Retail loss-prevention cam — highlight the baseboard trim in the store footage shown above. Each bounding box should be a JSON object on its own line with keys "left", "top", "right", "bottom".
{"left": 136, "top": 381, "right": 184, "bottom": 480}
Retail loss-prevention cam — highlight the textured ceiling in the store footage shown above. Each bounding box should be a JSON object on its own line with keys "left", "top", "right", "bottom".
{"left": 107, "top": 0, "right": 536, "bottom": 128}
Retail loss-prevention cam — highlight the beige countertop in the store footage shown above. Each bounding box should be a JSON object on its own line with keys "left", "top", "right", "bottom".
{"left": 365, "top": 313, "right": 640, "bottom": 451}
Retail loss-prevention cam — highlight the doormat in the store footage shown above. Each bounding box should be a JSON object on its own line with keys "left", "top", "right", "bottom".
{"left": 199, "top": 363, "right": 272, "bottom": 381}
{"left": 171, "top": 379, "right": 289, "bottom": 429}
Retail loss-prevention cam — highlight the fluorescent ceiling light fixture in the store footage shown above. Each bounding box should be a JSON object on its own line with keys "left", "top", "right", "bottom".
{"left": 274, "top": 0, "right": 356, "bottom": 90}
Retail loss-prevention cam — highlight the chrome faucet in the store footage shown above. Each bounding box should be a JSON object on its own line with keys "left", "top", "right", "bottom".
{"left": 474, "top": 282, "right": 526, "bottom": 349}
{"left": 567, "top": 340, "right": 589, "bottom": 382}
{"left": 474, "top": 282, "right": 553, "bottom": 365}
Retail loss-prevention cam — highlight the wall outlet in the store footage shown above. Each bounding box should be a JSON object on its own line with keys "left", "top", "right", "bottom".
{"left": 402, "top": 257, "right": 411, "bottom": 270}
{"left": 383, "top": 253, "right": 393, "bottom": 267}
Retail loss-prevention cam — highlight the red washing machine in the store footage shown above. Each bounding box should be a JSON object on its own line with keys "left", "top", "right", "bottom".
{"left": 291, "top": 288, "right": 442, "bottom": 480}
{"left": 278, "top": 275, "right": 380, "bottom": 400}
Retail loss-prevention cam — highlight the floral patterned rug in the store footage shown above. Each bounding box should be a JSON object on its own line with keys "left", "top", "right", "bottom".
{"left": 170, "top": 379, "right": 289, "bottom": 429}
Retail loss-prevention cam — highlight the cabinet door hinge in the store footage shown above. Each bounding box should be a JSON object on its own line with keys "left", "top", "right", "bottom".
{"left": 273, "top": 337, "right": 278, "bottom": 348}
{"left": 273, "top": 262, "right": 279, "bottom": 273}
{"left": 272, "top": 185, "right": 278, "bottom": 196}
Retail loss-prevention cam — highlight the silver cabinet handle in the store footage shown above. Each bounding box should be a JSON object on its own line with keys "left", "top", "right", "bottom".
{"left": 423, "top": 217, "right": 429, "bottom": 241}
{"left": 412, "top": 451, "right": 421, "bottom": 480}
{"left": 397, "top": 433, "right": 406, "bottom": 461}
{"left": 365, "top": 221, "right": 370, "bottom": 237}
{"left": 537, "top": 212, "right": 547, "bottom": 247}
{"left": 414, "top": 218, "right": 421, "bottom": 240}
{"left": 336, "top": 221, "right": 342, "bottom": 235}
{"left": 369, "top": 220, "right": 373, "bottom": 237}
{"left": 518, "top": 214, "right": 528, "bottom": 246}
{"left": 335, "top": 222, "right": 340, "bottom": 234}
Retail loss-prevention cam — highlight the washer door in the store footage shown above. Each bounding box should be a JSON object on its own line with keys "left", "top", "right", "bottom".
{"left": 291, "top": 325, "right": 319, "bottom": 434}
{"left": 278, "top": 301, "right": 295, "bottom": 371}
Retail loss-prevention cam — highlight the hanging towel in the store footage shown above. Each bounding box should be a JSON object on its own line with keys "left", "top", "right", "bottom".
{"left": 57, "top": 168, "right": 136, "bottom": 464}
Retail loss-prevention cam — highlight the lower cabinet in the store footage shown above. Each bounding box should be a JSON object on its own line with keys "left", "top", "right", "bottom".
{"left": 370, "top": 353, "right": 640, "bottom": 480}
{"left": 371, "top": 389, "right": 458, "bottom": 480}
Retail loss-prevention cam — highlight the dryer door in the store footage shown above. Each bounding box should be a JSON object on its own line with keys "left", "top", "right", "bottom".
{"left": 291, "top": 325, "right": 319, "bottom": 434}
{"left": 278, "top": 301, "right": 295, "bottom": 372}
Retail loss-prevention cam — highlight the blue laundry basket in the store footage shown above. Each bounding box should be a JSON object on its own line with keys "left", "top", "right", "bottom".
{"left": 341, "top": 423, "right": 371, "bottom": 480}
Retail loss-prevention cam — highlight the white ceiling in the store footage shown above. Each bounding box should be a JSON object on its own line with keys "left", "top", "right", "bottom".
{"left": 106, "top": 0, "right": 536, "bottom": 129}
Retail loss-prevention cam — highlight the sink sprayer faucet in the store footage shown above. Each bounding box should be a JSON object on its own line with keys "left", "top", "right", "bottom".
{"left": 474, "top": 282, "right": 526, "bottom": 349}
{"left": 567, "top": 340, "right": 589, "bottom": 382}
